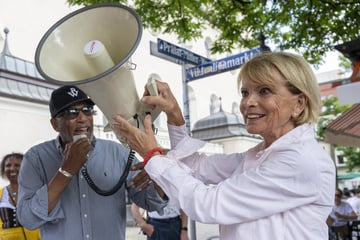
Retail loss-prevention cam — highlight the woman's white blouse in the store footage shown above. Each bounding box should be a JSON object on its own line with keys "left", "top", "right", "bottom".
{"left": 145, "top": 123, "right": 336, "bottom": 240}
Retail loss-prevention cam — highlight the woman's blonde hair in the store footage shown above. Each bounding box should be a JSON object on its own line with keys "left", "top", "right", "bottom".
{"left": 238, "top": 52, "right": 321, "bottom": 125}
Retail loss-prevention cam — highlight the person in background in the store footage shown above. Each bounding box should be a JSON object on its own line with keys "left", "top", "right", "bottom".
{"left": 17, "top": 85, "right": 167, "bottom": 240}
{"left": 327, "top": 188, "right": 357, "bottom": 239}
{"left": 0, "top": 153, "right": 40, "bottom": 240}
{"left": 111, "top": 52, "right": 336, "bottom": 240}
{"left": 131, "top": 201, "right": 189, "bottom": 240}
{"left": 343, "top": 187, "right": 352, "bottom": 199}
{"left": 328, "top": 188, "right": 357, "bottom": 224}
{"left": 347, "top": 188, "right": 360, "bottom": 214}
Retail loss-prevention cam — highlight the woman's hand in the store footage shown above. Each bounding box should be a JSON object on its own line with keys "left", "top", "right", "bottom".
{"left": 111, "top": 114, "right": 157, "bottom": 158}
{"left": 142, "top": 80, "right": 185, "bottom": 126}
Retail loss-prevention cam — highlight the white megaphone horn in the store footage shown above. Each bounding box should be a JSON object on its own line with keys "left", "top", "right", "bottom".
{"left": 34, "top": 3, "right": 161, "bottom": 141}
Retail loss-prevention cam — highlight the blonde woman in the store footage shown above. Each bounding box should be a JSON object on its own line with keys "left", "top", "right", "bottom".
{"left": 111, "top": 52, "right": 336, "bottom": 240}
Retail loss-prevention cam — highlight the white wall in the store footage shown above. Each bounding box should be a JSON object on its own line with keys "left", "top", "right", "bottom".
{"left": 0, "top": 97, "right": 57, "bottom": 186}
{"left": 221, "top": 136, "right": 261, "bottom": 154}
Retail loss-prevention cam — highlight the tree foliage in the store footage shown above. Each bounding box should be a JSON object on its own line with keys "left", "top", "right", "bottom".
{"left": 338, "top": 146, "right": 360, "bottom": 172}
{"left": 338, "top": 54, "right": 353, "bottom": 74}
{"left": 66, "top": 0, "right": 359, "bottom": 65}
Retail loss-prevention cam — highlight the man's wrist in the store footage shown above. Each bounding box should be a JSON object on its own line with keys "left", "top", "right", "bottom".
{"left": 181, "top": 227, "right": 188, "bottom": 231}
{"left": 58, "top": 167, "right": 73, "bottom": 178}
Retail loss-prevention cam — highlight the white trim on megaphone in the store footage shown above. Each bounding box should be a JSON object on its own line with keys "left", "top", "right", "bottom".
{"left": 35, "top": 3, "right": 161, "bottom": 142}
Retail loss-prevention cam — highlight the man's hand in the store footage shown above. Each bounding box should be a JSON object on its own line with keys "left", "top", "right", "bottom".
{"left": 131, "top": 163, "right": 165, "bottom": 197}
{"left": 131, "top": 164, "right": 154, "bottom": 191}
{"left": 139, "top": 222, "right": 154, "bottom": 237}
{"left": 62, "top": 138, "right": 91, "bottom": 175}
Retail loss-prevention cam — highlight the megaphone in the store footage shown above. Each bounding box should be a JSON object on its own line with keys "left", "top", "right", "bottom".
{"left": 35, "top": 3, "right": 161, "bottom": 141}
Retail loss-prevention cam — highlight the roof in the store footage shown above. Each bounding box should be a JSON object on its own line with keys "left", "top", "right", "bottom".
{"left": 325, "top": 103, "right": 360, "bottom": 147}
{"left": 191, "top": 108, "right": 260, "bottom": 141}
{"left": 0, "top": 52, "right": 43, "bottom": 79}
{"left": 337, "top": 172, "right": 360, "bottom": 180}
{"left": 0, "top": 28, "right": 58, "bottom": 104}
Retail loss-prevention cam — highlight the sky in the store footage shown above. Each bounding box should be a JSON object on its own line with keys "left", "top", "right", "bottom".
{"left": 0, "top": 0, "right": 80, "bottom": 61}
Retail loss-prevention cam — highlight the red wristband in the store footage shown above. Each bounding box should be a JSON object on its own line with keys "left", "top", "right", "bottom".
{"left": 143, "top": 147, "right": 163, "bottom": 166}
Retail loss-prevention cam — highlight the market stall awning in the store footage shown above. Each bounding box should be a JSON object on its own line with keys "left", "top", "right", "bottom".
{"left": 338, "top": 172, "right": 360, "bottom": 180}
{"left": 325, "top": 104, "right": 360, "bottom": 147}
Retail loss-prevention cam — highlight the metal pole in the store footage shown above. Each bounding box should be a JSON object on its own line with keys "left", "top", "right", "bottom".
{"left": 182, "top": 64, "right": 191, "bottom": 131}
{"left": 258, "top": 32, "right": 271, "bottom": 52}
{"left": 181, "top": 63, "right": 196, "bottom": 240}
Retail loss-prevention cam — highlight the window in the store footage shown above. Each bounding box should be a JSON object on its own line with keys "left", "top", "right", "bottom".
{"left": 337, "top": 155, "right": 345, "bottom": 165}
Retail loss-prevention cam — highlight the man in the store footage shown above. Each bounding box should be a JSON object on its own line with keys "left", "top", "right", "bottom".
{"left": 131, "top": 202, "right": 189, "bottom": 240}
{"left": 347, "top": 188, "right": 360, "bottom": 214}
{"left": 17, "top": 85, "right": 167, "bottom": 240}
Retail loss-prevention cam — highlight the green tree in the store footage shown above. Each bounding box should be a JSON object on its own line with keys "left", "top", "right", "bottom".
{"left": 338, "top": 54, "right": 353, "bottom": 76}
{"left": 67, "top": 0, "right": 359, "bottom": 65}
{"left": 338, "top": 146, "right": 360, "bottom": 172}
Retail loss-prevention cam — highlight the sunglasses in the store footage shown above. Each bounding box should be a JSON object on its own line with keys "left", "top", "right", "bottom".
{"left": 57, "top": 106, "right": 95, "bottom": 119}
{"left": 335, "top": 194, "right": 341, "bottom": 197}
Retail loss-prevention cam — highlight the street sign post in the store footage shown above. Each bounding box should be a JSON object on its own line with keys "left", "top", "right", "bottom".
{"left": 186, "top": 47, "right": 260, "bottom": 81}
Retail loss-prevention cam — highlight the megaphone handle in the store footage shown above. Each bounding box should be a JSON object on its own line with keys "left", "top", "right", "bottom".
{"left": 147, "top": 75, "right": 158, "bottom": 96}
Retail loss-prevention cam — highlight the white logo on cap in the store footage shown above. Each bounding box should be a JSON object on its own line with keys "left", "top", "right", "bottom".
{"left": 67, "top": 88, "right": 79, "bottom": 98}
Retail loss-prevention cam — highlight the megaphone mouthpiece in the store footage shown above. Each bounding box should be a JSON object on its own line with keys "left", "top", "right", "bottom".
{"left": 84, "top": 40, "right": 115, "bottom": 75}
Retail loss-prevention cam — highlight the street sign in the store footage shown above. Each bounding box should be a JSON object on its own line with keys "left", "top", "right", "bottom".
{"left": 186, "top": 47, "right": 260, "bottom": 81}
{"left": 150, "top": 41, "right": 184, "bottom": 65}
{"left": 157, "top": 38, "right": 211, "bottom": 66}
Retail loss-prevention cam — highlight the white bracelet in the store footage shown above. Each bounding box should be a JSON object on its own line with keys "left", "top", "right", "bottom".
{"left": 58, "top": 167, "right": 73, "bottom": 178}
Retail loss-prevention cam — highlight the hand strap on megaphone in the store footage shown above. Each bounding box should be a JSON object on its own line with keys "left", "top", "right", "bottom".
{"left": 81, "top": 149, "right": 135, "bottom": 196}
{"left": 81, "top": 113, "right": 140, "bottom": 196}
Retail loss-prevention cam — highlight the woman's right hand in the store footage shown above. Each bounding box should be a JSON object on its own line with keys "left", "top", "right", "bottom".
{"left": 142, "top": 80, "right": 185, "bottom": 126}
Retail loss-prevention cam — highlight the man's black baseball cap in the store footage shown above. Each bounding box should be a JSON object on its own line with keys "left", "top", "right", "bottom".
{"left": 49, "top": 85, "right": 95, "bottom": 118}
